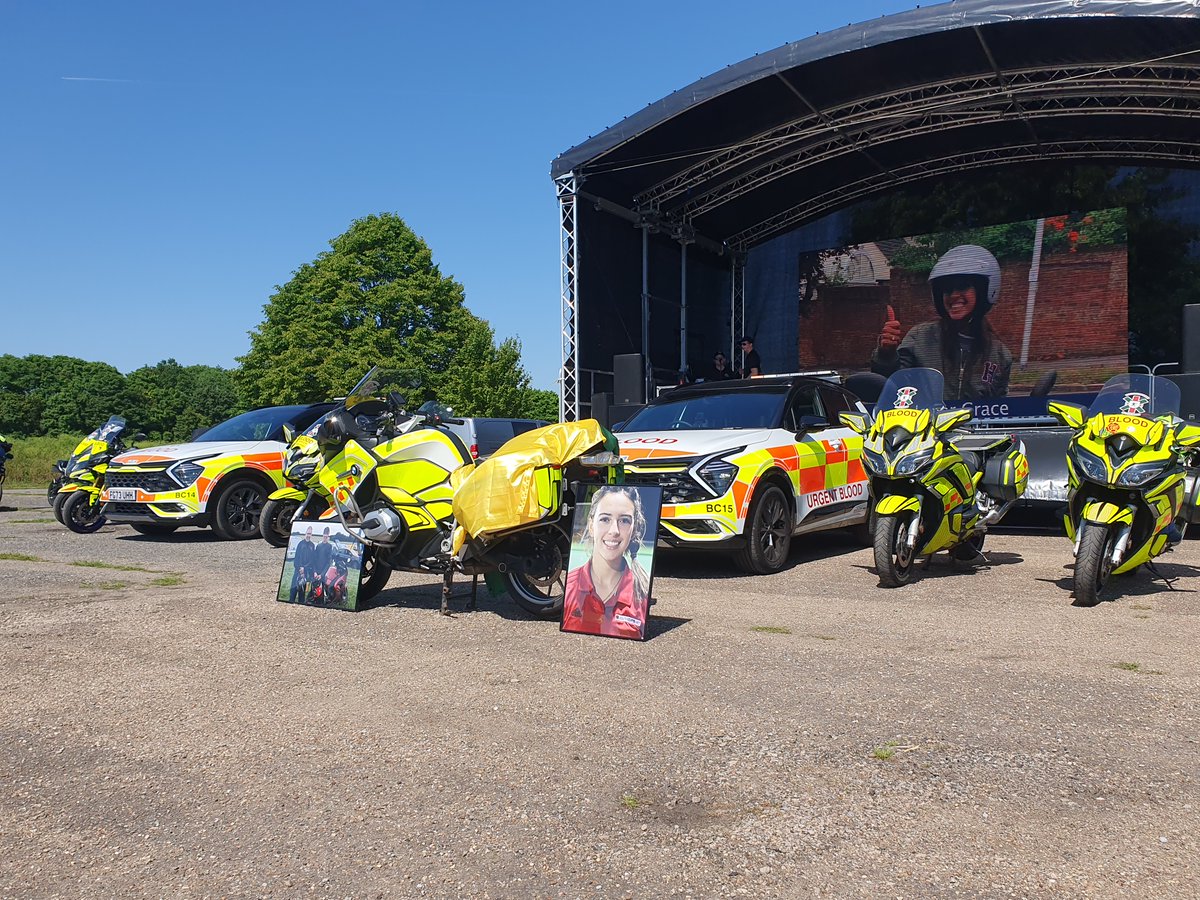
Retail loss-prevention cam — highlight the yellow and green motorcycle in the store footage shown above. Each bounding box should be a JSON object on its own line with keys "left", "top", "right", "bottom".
{"left": 314, "top": 367, "right": 621, "bottom": 615}
{"left": 1049, "top": 373, "right": 1200, "bottom": 606}
{"left": 258, "top": 416, "right": 331, "bottom": 548}
{"left": 840, "top": 367, "right": 1028, "bottom": 587}
{"left": 55, "top": 416, "right": 142, "bottom": 533}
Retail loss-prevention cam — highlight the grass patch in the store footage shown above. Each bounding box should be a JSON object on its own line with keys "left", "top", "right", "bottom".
{"left": 1130, "top": 604, "right": 1152, "bottom": 611}
{"left": 2, "top": 433, "right": 84, "bottom": 487}
{"left": 811, "top": 634, "right": 837, "bottom": 641}
{"left": 10, "top": 518, "right": 56, "bottom": 524}
{"left": 0, "top": 552, "right": 43, "bottom": 562}
{"left": 619, "top": 793, "right": 641, "bottom": 810}
{"left": 70, "top": 560, "right": 152, "bottom": 572}
{"left": 86, "top": 581, "right": 127, "bottom": 591}
{"left": 751, "top": 625, "right": 792, "bottom": 635}
{"left": 871, "top": 746, "right": 897, "bottom": 761}
{"left": 1112, "top": 661, "right": 1164, "bottom": 675}
{"left": 151, "top": 573, "right": 185, "bottom": 587}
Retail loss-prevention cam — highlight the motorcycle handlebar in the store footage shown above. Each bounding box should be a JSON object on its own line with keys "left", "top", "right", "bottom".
{"left": 442, "top": 417, "right": 465, "bottom": 425}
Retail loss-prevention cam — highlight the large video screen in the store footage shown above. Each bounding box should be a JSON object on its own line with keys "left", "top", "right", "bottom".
{"left": 796, "top": 209, "right": 1128, "bottom": 404}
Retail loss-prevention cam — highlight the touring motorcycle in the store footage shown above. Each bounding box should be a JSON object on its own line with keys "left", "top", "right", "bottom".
{"left": 54, "top": 416, "right": 141, "bottom": 533}
{"left": 0, "top": 433, "right": 12, "bottom": 506}
{"left": 839, "top": 367, "right": 1028, "bottom": 586}
{"left": 313, "top": 367, "right": 622, "bottom": 616}
{"left": 259, "top": 416, "right": 330, "bottom": 548}
{"left": 1048, "top": 373, "right": 1200, "bottom": 606}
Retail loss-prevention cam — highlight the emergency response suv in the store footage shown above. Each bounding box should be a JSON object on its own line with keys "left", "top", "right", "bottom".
{"left": 616, "top": 374, "right": 870, "bottom": 574}
{"left": 101, "top": 403, "right": 334, "bottom": 539}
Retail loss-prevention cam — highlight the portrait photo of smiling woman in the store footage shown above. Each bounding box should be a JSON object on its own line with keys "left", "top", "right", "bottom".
{"left": 561, "top": 484, "right": 662, "bottom": 641}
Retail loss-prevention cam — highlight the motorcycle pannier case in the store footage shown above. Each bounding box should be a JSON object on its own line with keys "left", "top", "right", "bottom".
{"left": 1181, "top": 467, "right": 1200, "bottom": 525}
{"left": 981, "top": 446, "right": 1029, "bottom": 502}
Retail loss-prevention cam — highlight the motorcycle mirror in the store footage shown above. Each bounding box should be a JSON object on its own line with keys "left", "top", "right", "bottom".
{"left": 1047, "top": 400, "right": 1086, "bottom": 430}
{"left": 388, "top": 390, "right": 406, "bottom": 412}
{"left": 934, "top": 408, "right": 972, "bottom": 432}
{"left": 189, "top": 427, "right": 208, "bottom": 441}
{"left": 282, "top": 423, "right": 296, "bottom": 443}
{"left": 838, "top": 412, "right": 867, "bottom": 434}
{"left": 134, "top": 432, "right": 148, "bottom": 442}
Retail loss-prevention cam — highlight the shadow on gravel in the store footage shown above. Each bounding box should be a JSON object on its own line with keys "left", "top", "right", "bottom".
{"left": 0, "top": 505, "right": 18, "bottom": 513}
{"left": 115, "top": 530, "right": 224, "bottom": 544}
{"left": 359, "top": 578, "right": 545, "bottom": 623}
{"left": 645, "top": 614, "right": 690, "bottom": 639}
{"left": 1042, "top": 558, "right": 1200, "bottom": 604}
{"left": 848, "top": 549, "right": 1026, "bottom": 583}
{"left": 655, "top": 531, "right": 866, "bottom": 580}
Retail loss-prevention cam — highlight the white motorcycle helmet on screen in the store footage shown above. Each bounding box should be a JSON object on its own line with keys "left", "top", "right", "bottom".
{"left": 928, "top": 244, "right": 1001, "bottom": 320}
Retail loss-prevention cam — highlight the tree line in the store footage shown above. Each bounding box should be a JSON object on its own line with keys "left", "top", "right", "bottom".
{"left": 0, "top": 213, "right": 558, "bottom": 441}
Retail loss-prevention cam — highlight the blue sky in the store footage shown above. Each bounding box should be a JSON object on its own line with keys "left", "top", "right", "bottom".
{"left": 1, "top": 1, "right": 913, "bottom": 391}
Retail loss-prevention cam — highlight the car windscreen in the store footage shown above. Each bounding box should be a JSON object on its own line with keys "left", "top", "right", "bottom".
{"left": 618, "top": 391, "right": 787, "bottom": 431}
{"left": 195, "top": 406, "right": 314, "bottom": 442}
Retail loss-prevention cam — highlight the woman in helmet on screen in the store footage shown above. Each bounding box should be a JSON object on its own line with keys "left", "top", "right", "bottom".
{"left": 871, "top": 244, "right": 1012, "bottom": 402}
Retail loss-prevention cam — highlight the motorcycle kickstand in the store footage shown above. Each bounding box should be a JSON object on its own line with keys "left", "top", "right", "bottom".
{"left": 441, "top": 570, "right": 454, "bottom": 616}
{"left": 1144, "top": 560, "right": 1179, "bottom": 591}
{"left": 470, "top": 574, "right": 478, "bottom": 610}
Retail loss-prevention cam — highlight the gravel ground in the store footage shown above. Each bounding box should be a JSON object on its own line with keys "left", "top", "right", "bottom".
{"left": 2, "top": 488, "right": 1199, "bottom": 899}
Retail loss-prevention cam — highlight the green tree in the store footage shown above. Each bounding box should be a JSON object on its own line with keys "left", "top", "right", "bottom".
{"left": 126, "top": 360, "right": 240, "bottom": 441}
{"left": 523, "top": 388, "right": 561, "bottom": 423}
{"left": 0, "top": 354, "right": 126, "bottom": 436}
{"left": 237, "top": 212, "right": 537, "bottom": 412}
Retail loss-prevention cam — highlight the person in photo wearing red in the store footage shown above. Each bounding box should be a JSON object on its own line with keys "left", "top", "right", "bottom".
{"left": 562, "top": 486, "right": 651, "bottom": 639}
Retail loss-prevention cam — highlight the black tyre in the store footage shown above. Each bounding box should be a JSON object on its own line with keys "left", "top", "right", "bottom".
{"left": 130, "top": 524, "right": 179, "bottom": 536}
{"left": 733, "top": 484, "right": 792, "bottom": 575}
{"left": 851, "top": 508, "right": 875, "bottom": 547}
{"left": 211, "top": 477, "right": 268, "bottom": 541}
{"left": 1074, "top": 522, "right": 1114, "bottom": 607}
{"left": 357, "top": 547, "right": 391, "bottom": 601}
{"left": 47, "top": 480, "right": 61, "bottom": 507}
{"left": 62, "top": 490, "right": 107, "bottom": 534}
{"left": 53, "top": 491, "right": 70, "bottom": 525}
{"left": 259, "top": 497, "right": 302, "bottom": 548}
{"left": 503, "top": 526, "right": 570, "bottom": 618}
{"left": 874, "top": 512, "right": 915, "bottom": 587}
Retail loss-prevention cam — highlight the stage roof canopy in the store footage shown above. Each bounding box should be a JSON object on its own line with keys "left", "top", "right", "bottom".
{"left": 551, "top": 0, "right": 1200, "bottom": 253}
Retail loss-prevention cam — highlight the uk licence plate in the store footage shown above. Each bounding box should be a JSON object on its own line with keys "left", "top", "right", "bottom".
{"left": 107, "top": 488, "right": 138, "bottom": 502}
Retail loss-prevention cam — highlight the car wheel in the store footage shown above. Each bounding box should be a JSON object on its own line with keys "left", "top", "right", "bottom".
{"left": 733, "top": 484, "right": 792, "bottom": 575}
{"left": 211, "top": 477, "right": 268, "bottom": 541}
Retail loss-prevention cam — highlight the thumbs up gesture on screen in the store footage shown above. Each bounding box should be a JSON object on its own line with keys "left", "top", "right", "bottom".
{"left": 879, "top": 305, "right": 902, "bottom": 349}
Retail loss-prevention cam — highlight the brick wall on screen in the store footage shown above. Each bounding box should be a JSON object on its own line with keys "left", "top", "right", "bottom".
{"left": 797, "top": 247, "right": 1127, "bottom": 371}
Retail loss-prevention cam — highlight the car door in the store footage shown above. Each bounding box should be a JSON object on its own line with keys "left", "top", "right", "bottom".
{"left": 787, "top": 385, "right": 865, "bottom": 522}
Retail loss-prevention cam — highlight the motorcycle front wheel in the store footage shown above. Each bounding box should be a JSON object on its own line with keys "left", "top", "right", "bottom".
{"left": 1074, "top": 522, "right": 1115, "bottom": 607}
{"left": 62, "top": 490, "right": 107, "bottom": 534}
{"left": 357, "top": 548, "right": 391, "bottom": 602}
{"left": 259, "top": 498, "right": 301, "bottom": 548}
{"left": 874, "top": 513, "right": 916, "bottom": 588}
{"left": 503, "top": 526, "right": 570, "bottom": 618}
{"left": 53, "top": 491, "right": 70, "bottom": 524}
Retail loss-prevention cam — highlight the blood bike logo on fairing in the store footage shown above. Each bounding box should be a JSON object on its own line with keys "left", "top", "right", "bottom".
{"left": 1119, "top": 392, "right": 1151, "bottom": 416}
{"left": 894, "top": 386, "right": 919, "bottom": 409}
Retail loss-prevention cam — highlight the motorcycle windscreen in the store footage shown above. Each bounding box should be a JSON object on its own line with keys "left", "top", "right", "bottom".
{"left": 452, "top": 419, "right": 610, "bottom": 538}
{"left": 1087, "top": 374, "right": 1180, "bottom": 419}
{"left": 875, "top": 368, "right": 946, "bottom": 414}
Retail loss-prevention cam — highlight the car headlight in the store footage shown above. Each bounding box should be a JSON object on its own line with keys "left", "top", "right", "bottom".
{"left": 1117, "top": 460, "right": 1169, "bottom": 487}
{"left": 862, "top": 447, "right": 887, "bottom": 475}
{"left": 697, "top": 456, "right": 739, "bottom": 496}
{"left": 1071, "top": 446, "right": 1108, "bottom": 483}
{"left": 170, "top": 461, "right": 205, "bottom": 488}
{"left": 894, "top": 448, "right": 935, "bottom": 476}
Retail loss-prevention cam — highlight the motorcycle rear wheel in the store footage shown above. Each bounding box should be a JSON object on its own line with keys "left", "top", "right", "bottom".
{"left": 62, "top": 490, "right": 107, "bottom": 534}
{"left": 874, "top": 513, "right": 915, "bottom": 588}
{"left": 503, "top": 527, "right": 570, "bottom": 618}
{"left": 357, "top": 548, "right": 391, "bottom": 602}
{"left": 53, "top": 491, "right": 70, "bottom": 525}
{"left": 1074, "top": 522, "right": 1115, "bottom": 607}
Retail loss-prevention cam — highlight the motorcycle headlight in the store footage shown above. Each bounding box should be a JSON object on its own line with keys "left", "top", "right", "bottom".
{"left": 288, "top": 462, "right": 317, "bottom": 484}
{"left": 894, "top": 448, "right": 935, "bottom": 476}
{"left": 1117, "top": 460, "right": 1169, "bottom": 487}
{"left": 1071, "top": 446, "right": 1108, "bottom": 483}
{"left": 697, "top": 456, "right": 739, "bottom": 496}
{"left": 862, "top": 447, "right": 887, "bottom": 475}
{"left": 170, "top": 461, "right": 205, "bottom": 488}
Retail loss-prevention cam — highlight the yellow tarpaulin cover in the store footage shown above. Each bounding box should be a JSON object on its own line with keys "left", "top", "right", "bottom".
{"left": 452, "top": 419, "right": 608, "bottom": 538}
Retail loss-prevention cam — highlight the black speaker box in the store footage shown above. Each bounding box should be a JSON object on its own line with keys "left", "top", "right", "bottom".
{"left": 590, "top": 392, "right": 611, "bottom": 428}
{"left": 613, "top": 353, "right": 645, "bottom": 405}
{"left": 1184, "top": 304, "right": 1200, "bottom": 374}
